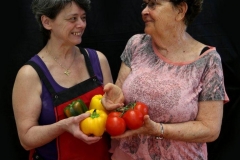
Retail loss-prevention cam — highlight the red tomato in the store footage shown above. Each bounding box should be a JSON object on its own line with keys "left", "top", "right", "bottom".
{"left": 134, "top": 102, "right": 148, "bottom": 116}
{"left": 122, "top": 109, "right": 144, "bottom": 130}
{"left": 105, "top": 112, "right": 126, "bottom": 136}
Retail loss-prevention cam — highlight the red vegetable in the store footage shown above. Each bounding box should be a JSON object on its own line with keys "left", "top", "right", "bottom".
{"left": 115, "top": 101, "right": 148, "bottom": 130}
{"left": 105, "top": 111, "right": 126, "bottom": 136}
{"left": 122, "top": 109, "right": 144, "bottom": 130}
{"left": 133, "top": 101, "right": 148, "bottom": 116}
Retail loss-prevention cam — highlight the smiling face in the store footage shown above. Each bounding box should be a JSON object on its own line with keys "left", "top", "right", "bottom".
{"left": 141, "top": 0, "right": 184, "bottom": 38}
{"left": 43, "top": 2, "right": 87, "bottom": 46}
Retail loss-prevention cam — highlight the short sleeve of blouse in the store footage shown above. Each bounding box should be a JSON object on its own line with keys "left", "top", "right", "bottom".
{"left": 199, "top": 51, "right": 229, "bottom": 103}
{"left": 120, "top": 34, "right": 145, "bottom": 68}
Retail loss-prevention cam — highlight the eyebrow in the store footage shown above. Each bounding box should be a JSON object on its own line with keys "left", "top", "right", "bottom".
{"left": 66, "top": 12, "right": 86, "bottom": 17}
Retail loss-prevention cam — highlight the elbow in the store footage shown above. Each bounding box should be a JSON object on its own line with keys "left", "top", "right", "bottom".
{"left": 205, "top": 127, "right": 221, "bottom": 142}
{"left": 20, "top": 140, "right": 34, "bottom": 151}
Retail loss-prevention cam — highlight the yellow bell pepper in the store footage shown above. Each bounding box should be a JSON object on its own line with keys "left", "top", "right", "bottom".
{"left": 80, "top": 109, "right": 107, "bottom": 136}
{"left": 89, "top": 94, "right": 107, "bottom": 112}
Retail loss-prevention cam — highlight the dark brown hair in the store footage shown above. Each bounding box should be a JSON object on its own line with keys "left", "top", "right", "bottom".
{"left": 170, "top": 0, "right": 203, "bottom": 25}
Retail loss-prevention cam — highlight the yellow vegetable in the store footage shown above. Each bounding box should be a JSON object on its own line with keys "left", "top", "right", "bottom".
{"left": 89, "top": 94, "right": 107, "bottom": 112}
{"left": 80, "top": 109, "right": 107, "bottom": 136}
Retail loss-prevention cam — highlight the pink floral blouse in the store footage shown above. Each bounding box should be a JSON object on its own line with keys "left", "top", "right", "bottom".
{"left": 110, "top": 34, "right": 229, "bottom": 160}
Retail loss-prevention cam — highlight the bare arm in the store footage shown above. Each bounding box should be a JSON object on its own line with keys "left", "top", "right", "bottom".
{"left": 163, "top": 100, "right": 223, "bottom": 142}
{"left": 96, "top": 50, "right": 113, "bottom": 85}
{"left": 115, "top": 62, "right": 131, "bottom": 88}
{"left": 113, "top": 100, "right": 223, "bottom": 143}
{"left": 12, "top": 65, "right": 101, "bottom": 150}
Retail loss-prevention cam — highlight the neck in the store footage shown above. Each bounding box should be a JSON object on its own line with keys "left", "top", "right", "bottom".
{"left": 152, "top": 31, "right": 194, "bottom": 55}
{"left": 45, "top": 46, "right": 77, "bottom": 76}
{"left": 45, "top": 40, "right": 76, "bottom": 58}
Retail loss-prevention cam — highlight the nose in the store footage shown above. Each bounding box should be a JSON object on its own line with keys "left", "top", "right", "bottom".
{"left": 76, "top": 18, "right": 86, "bottom": 28}
{"left": 142, "top": 6, "right": 149, "bottom": 15}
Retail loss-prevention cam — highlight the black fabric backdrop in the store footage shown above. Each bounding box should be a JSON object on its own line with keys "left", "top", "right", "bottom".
{"left": 2, "top": 0, "right": 239, "bottom": 159}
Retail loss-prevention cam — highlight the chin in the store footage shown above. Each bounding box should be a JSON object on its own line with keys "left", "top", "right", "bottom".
{"left": 144, "top": 28, "right": 152, "bottom": 35}
{"left": 75, "top": 39, "right": 82, "bottom": 45}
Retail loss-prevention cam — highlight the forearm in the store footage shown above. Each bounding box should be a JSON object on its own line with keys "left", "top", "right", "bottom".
{"left": 157, "top": 121, "right": 220, "bottom": 143}
{"left": 19, "top": 119, "right": 68, "bottom": 150}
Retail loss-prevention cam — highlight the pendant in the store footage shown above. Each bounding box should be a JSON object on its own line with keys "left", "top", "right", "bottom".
{"left": 64, "top": 70, "right": 70, "bottom": 76}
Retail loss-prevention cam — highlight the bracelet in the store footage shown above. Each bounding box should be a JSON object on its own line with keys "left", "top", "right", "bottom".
{"left": 155, "top": 123, "right": 164, "bottom": 140}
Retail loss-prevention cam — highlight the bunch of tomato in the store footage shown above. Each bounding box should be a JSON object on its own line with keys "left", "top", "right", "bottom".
{"left": 105, "top": 101, "right": 148, "bottom": 136}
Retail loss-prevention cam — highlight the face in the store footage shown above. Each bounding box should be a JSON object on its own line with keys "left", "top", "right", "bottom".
{"left": 47, "top": 2, "right": 87, "bottom": 45}
{"left": 141, "top": 0, "right": 179, "bottom": 37}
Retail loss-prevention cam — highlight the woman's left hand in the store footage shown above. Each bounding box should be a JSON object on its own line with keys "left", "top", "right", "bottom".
{"left": 111, "top": 115, "right": 159, "bottom": 139}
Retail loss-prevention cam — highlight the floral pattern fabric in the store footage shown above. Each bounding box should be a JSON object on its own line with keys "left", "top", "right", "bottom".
{"left": 111, "top": 34, "right": 229, "bottom": 160}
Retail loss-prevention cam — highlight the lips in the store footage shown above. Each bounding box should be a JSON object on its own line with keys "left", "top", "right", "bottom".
{"left": 142, "top": 17, "right": 153, "bottom": 23}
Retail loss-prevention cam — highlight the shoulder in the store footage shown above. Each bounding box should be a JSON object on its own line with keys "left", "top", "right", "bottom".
{"left": 201, "top": 46, "right": 218, "bottom": 56}
{"left": 128, "top": 33, "right": 149, "bottom": 42}
{"left": 14, "top": 64, "right": 41, "bottom": 90}
{"left": 125, "top": 34, "right": 151, "bottom": 50}
{"left": 16, "top": 54, "right": 45, "bottom": 80}
{"left": 85, "top": 48, "right": 108, "bottom": 63}
{"left": 201, "top": 47, "right": 222, "bottom": 63}
{"left": 95, "top": 50, "right": 108, "bottom": 63}
{"left": 130, "top": 33, "right": 148, "bottom": 39}
{"left": 17, "top": 63, "right": 40, "bottom": 80}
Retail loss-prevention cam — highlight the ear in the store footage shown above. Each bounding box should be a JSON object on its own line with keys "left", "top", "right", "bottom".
{"left": 41, "top": 15, "right": 52, "bottom": 30}
{"left": 176, "top": 2, "right": 187, "bottom": 21}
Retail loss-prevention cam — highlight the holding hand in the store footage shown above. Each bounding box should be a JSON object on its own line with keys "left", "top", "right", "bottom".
{"left": 65, "top": 112, "right": 102, "bottom": 145}
{"left": 111, "top": 115, "right": 159, "bottom": 139}
{"left": 101, "top": 83, "right": 125, "bottom": 111}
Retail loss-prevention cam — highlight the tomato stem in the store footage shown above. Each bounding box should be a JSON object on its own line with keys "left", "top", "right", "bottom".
{"left": 115, "top": 101, "right": 137, "bottom": 114}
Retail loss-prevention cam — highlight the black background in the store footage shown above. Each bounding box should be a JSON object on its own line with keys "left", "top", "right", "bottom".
{"left": 2, "top": 0, "right": 239, "bottom": 159}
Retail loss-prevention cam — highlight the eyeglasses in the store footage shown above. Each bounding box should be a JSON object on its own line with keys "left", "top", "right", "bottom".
{"left": 141, "top": 0, "right": 159, "bottom": 9}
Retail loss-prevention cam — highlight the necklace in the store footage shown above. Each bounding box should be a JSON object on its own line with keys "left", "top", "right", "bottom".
{"left": 47, "top": 48, "right": 76, "bottom": 76}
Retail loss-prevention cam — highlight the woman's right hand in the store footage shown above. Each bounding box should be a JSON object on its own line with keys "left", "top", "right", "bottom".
{"left": 65, "top": 112, "right": 102, "bottom": 145}
{"left": 101, "top": 83, "right": 125, "bottom": 111}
